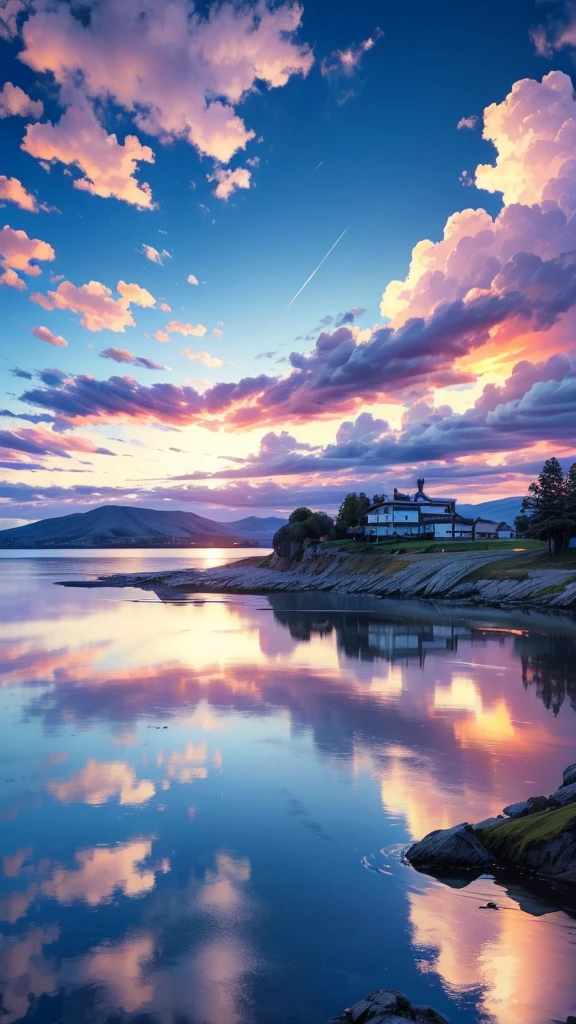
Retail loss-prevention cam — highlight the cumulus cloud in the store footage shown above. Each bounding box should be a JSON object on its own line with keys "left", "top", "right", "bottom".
{"left": 181, "top": 348, "right": 223, "bottom": 368}
{"left": 100, "top": 347, "right": 167, "bottom": 370}
{"left": 154, "top": 330, "right": 169, "bottom": 342}
{"left": 32, "top": 325, "right": 67, "bottom": 347}
{"left": 22, "top": 100, "right": 155, "bottom": 209}
{"left": 0, "top": 224, "right": 55, "bottom": 290}
{"left": 474, "top": 71, "right": 576, "bottom": 208}
{"left": 0, "top": 175, "right": 40, "bottom": 212}
{"left": 381, "top": 71, "right": 576, "bottom": 345}
{"left": 166, "top": 320, "right": 206, "bottom": 337}
{"left": 212, "top": 327, "right": 223, "bottom": 338}
{"left": 187, "top": 274, "right": 198, "bottom": 285}
{"left": 321, "top": 27, "right": 383, "bottom": 77}
{"left": 159, "top": 302, "right": 171, "bottom": 312}
{"left": 18, "top": 0, "right": 313, "bottom": 204}
{"left": 30, "top": 278, "right": 155, "bottom": 332}
{"left": 142, "top": 244, "right": 170, "bottom": 264}
{"left": 0, "top": 81, "right": 43, "bottom": 119}
{"left": 208, "top": 166, "right": 251, "bottom": 200}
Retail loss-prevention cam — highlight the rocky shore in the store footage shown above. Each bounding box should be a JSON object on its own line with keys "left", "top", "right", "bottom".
{"left": 406, "top": 763, "right": 576, "bottom": 885}
{"left": 60, "top": 545, "right": 576, "bottom": 611}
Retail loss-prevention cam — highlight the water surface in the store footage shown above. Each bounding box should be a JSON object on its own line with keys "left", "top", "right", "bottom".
{"left": 1, "top": 552, "right": 576, "bottom": 1024}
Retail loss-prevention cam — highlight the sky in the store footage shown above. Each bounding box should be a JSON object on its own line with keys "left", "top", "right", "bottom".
{"left": 1, "top": 0, "right": 576, "bottom": 526}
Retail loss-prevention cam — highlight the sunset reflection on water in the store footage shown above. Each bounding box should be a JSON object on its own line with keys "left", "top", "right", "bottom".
{"left": 0, "top": 555, "right": 575, "bottom": 1024}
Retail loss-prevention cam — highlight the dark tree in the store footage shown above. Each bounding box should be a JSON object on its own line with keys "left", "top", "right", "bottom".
{"left": 288, "top": 507, "right": 314, "bottom": 524}
{"left": 335, "top": 492, "right": 371, "bottom": 536}
{"left": 522, "top": 457, "right": 575, "bottom": 554}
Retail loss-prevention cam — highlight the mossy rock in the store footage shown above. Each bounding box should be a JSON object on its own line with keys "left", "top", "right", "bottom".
{"left": 477, "top": 803, "right": 576, "bottom": 881}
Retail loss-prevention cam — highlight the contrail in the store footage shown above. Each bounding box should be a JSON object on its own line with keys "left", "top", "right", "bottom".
{"left": 284, "top": 228, "right": 348, "bottom": 311}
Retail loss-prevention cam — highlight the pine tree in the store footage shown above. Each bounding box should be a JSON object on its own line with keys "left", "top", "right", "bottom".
{"left": 524, "top": 458, "right": 567, "bottom": 555}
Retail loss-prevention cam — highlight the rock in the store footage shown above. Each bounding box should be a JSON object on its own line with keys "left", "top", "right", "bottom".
{"left": 472, "top": 815, "right": 505, "bottom": 830}
{"left": 562, "top": 764, "right": 576, "bottom": 788}
{"left": 502, "top": 800, "right": 533, "bottom": 818}
{"left": 526, "top": 795, "right": 550, "bottom": 813}
{"left": 550, "top": 782, "right": 576, "bottom": 808}
{"left": 327, "top": 989, "right": 448, "bottom": 1023}
{"left": 406, "top": 822, "right": 493, "bottom": 873}
{"left": 479, "top": 901, "right": 499, "bottom": 910}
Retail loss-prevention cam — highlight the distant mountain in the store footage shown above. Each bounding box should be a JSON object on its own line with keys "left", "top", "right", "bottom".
{"left": 226, "top": 516, "right": 286, "bottom": 545}
{"left": 457, "top": 496, "right": 523, "bottom": 525}
{"left": 0, "top": 505, "right": 259, "bottom": 549}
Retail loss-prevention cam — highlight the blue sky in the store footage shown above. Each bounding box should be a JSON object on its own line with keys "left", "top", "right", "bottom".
{"left": 1, "top": 0, "right": 576, "bottom": 522}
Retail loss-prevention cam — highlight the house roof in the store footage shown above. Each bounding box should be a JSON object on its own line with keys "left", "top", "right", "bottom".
{"left": 497, "top": 522, "right": 514, "bottom": 531}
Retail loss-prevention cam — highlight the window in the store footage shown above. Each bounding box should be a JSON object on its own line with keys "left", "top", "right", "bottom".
{"left": 405, "top": 515, "right": 408, "bottom": 520}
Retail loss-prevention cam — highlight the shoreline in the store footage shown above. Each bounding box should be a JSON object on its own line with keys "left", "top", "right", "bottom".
{"left": 57, "top": 546, "right": 576, "bottom": 615}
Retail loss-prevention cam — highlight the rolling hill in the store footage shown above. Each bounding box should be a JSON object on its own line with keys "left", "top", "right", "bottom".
{"left": 0, "top": 505, "right": 262, "bottom": 549}
{"left": 226, "top": 516, "right": 287, "bottom": 545}
{"left": 457, "top": 496, "right": 523, "bottom": 525}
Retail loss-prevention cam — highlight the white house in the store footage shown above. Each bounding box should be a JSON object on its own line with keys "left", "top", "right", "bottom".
{"left": 473, "top": 519, "right": 515, "bottom": 540}
{"left": 366, "top": 479, "right": 475, "bottom": 541}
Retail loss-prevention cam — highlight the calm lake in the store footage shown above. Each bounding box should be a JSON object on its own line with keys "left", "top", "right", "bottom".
{"left": 1, "top": 550, "right": 576, "bottom": 1024}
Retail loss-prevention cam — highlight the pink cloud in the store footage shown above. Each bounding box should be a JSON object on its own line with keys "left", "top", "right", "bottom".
{"left": 100, "top": 347, "right": 167, "bottom": 370}
{"left": 154, "top": 330, "right": 169, "bottom": 342}
{"left": 0, "top": 81, "right": 43, "bottom": 119}
{"left": 0, "top": 266, "right": 27, "bottom": 290}
{"left": 160, "top": 302, "right": 171, "bottom": 313}
{"left": 166, "top": 320, "right": 207, "bottom": 337}
{"left": 0, "top": 1, "right": 27, "bottom": 41}
{"left": 0, "top": 225, "right": 55, "bottom": 290}
{"left": 321, "top": 27, "right": 383, "bottom": 77}
{"left": 116, "top": 280, "right": 156, "bottom": 307}
{"left": 187, "top": 274, "right": 199, "bottom": 285}
{"left": 457, "top": 115, "right": 478, "bottom": 130}
{"left": 212, "top": 327, "right": 223, "bottom": 338}
{"left": 208, "top": 166, "right": 251, "bottom": 201}
{"left": 381, "top": 73, "right": 576, "bottom": 332}
{"left": 181, "top": 348, "right": 223, "bottom": 368}
{"left": 142, "top": 244, "right": 170, "bottom": 264}
{"left": 0, "top": 175, "right": 39, "bottom": 212}
{"left": 531, "top": 1, "right": 576, "bottom": 56}
{"left": 19, "top": 0, "right": 313, "bottom": 190}
{"left": 0, "top": 425, "right": 115, "bottom": 460}
{"left": 30, "top": 278, "right": 155, "bottom": 332}
{"left": 22, "top": 101, "right": 155, "bottom": 209}
{"left": 32, "top": 325, "right": 68, "bottom": 347}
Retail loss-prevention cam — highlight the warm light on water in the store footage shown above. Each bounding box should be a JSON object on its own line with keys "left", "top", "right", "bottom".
{"left": 0, "top": 552, "right": 575, "bottom": 1024}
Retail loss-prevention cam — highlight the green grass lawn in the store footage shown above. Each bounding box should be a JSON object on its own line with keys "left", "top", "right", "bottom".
{"left": 319, "top": 538, "right": 544, "bottom": 556}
